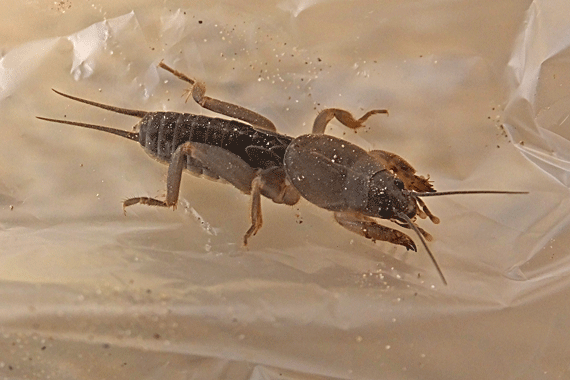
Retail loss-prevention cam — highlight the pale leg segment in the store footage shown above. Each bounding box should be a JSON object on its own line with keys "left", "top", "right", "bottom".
{"left": 158, "top": 62, "right": 277, "bottom": 132}
{"left": 312, "top": 108, "right": 388, "bottom": 134}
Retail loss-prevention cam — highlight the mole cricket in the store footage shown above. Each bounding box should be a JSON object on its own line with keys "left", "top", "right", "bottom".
{"left": 37, "top": 62, "right": 527, "bottom": 284}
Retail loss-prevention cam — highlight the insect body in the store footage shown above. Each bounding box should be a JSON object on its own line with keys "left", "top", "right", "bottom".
{"left": 37, "top": 62, "right": 526, "bottom": 285}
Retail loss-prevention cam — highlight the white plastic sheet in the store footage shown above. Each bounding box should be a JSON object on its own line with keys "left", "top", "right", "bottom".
{"left": 1, "top": 0, "right": 569, "bottom": 379}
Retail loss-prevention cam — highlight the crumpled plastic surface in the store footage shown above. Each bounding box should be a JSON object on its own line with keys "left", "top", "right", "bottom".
{"left": 1, "top": 0, "right": 569, "bottom": 379}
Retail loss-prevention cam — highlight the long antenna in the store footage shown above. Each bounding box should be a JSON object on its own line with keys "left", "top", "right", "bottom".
{"left": 36, "top": 117, "right": 139, "bottom": 141}
{"left": 414, "top": 190, "right": 528, "bottom": 197}
{"left": 399, "top": 212, "right": 447, "bottom": 285}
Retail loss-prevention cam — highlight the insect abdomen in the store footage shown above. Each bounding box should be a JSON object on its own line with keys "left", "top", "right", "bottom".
{"left": 138, "top": 112, "right": 292, "bottom": 170}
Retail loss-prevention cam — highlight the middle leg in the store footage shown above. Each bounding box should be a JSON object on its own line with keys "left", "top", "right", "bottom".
{"left": 123, "top": 141, "right": 258, "bottom": 213}
{"left": 244, "top": 167, "right": 301, "bottom": 245}
{"left": 312, "top": 108, "right": 388, "bottom": 134}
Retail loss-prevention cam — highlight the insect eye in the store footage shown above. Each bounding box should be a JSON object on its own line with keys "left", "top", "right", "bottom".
{"left": 394, "top": 178, "right": 405, "bottom": 190}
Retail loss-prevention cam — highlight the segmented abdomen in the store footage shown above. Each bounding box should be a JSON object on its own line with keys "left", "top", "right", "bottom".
{"left": 137, "top": 112, "right": 292, "bottom": 172}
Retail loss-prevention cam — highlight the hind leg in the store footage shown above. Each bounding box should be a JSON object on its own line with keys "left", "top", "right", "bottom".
{"left": 123, "top": 141, "right": 257, "bottom": 212}
{"left": 158, "top": 62, "right": 277, "bottom": 132}
{"left": 124, "top": 141, "right": 300, "bottom": 245}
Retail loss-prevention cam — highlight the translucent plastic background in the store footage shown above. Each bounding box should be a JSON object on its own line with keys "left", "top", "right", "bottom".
{"left": 1, "top": 0, "right": 569, "bottom": 379}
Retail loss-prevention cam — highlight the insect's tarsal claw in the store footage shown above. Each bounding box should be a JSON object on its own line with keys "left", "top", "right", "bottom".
{"left": 405, "top": 241, "right": 417, "bottom": 252}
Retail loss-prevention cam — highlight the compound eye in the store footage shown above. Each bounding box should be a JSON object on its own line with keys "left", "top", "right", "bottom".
{"left": 394, "top": 178, "right": 405, "bottom": 190}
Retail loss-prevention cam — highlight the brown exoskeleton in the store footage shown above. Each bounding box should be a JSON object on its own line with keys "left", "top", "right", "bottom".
{"left": 37, "top": 62, "right": 526, "bottom": 285}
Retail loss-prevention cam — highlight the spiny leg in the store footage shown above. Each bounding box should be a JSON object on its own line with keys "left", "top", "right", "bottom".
{"left": 122, "top": 138, "right": 278, "bottom": 245}
{"left": 244, "top": 176, "right": 264, "bottom": 246}
{"left": 123, "top": 141, "right": 194, "bottom": 213}
{"left": 158, "top": 61, "right": 277, "bottom": 132}
{"left": 368, "top": 150, "right": 435, "bottom": 193}
{"left": 334, "top": 211, "right": 417, "bottom": 252}
{"left": 243, "top": 167, "right": 301, "bottom": 246}
{"left": 312, "top": 108, "right": 388, "bottom": 134}
{"left": 123, "top": 140, "right": 259, "bottom": 212}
